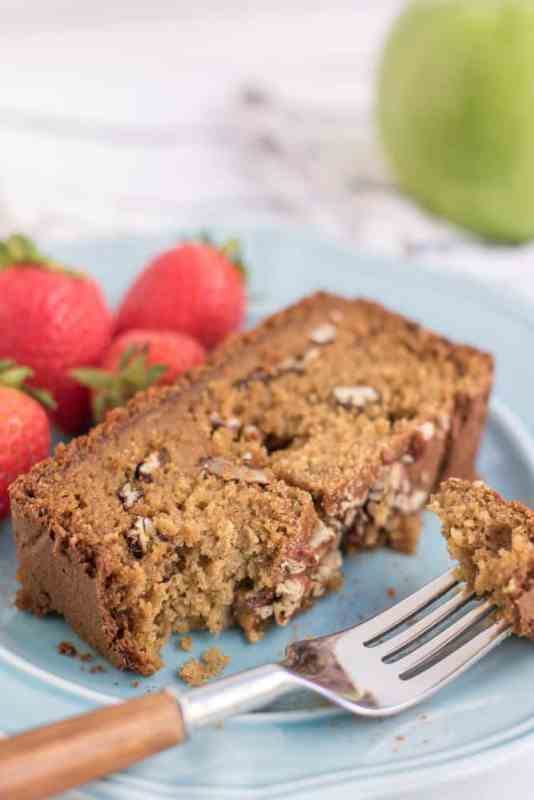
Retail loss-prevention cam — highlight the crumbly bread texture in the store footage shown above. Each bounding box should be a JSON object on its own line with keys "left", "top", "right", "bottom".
{"left": 431, "top": 479, "right": 534, "bottom": 637}
{"left": 179, "top": 646, "right": 230, "bottom": 687}
{"left": 10, "top": 293, "right": 493, "bottom": 674}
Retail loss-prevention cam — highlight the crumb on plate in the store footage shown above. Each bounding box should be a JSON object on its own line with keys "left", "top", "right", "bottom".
{"left": 80, "top": 652, "right": 94, "bottom": 662}
{"left": 89, "top": 664, "right": 106, "bottom": 674}
{"left": 179, "top": 647, "right": 230, "bottom": 687}
{"left": 58, "top": 641, "right": 77, "bottom": 658}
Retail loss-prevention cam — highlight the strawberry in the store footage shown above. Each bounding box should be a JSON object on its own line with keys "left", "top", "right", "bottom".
{"left": 72, "top": 329, "right": 206, "bottom": 422}
{"left": 0, "top": 360, "right": 54, "bottom": 519}
{"left": 0, "top": 234, "right": 113, "bottom": 434}
{"left": 101, "top": 329, "right": 206, "bottom": 383}
{"left": 114, "top": 238, "right": 246, "bottom": 348}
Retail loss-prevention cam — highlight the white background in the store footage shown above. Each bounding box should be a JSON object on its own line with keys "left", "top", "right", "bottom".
{"left": 0, "top": 0, "right": 533, "bottom": 292}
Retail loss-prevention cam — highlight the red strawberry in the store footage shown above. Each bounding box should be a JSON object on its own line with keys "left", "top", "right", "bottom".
{"left": 102, "top": 329, "right": 206, "bottom": 383}
{"left": 114, "top": 238, "right": 246, "bottom": 348}
{"left": 72, "top": 329, "right": 206, "bottom": 422}
{"left": 0, "top": 360, "right": 53, "bottom": 518}
{"left": 0, "top": 234, "right": 113, "bottom": 433}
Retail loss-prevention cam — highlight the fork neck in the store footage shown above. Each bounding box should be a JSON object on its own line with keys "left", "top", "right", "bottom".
{"left": 176, "top": 663, "right": 295, "bottom": 732}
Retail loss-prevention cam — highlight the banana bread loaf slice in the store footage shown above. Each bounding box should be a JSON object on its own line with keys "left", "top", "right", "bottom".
{"left": 195, "top": 292, "right": 493, "bottom": 554}
{"left": 431, "top": 479, "right": 534, "bottom": 638}
{"left": 10, "top": 292, "right": 493, "bottom": 674}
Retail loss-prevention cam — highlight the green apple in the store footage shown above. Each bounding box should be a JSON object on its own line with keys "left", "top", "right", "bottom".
{"left": 378, "top": 0, "right": 534, "bottom": 243}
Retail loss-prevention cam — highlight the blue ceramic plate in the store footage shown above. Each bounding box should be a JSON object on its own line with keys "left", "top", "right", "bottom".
{"left": 2, "top": 223, "right": 534, "bottom": 799}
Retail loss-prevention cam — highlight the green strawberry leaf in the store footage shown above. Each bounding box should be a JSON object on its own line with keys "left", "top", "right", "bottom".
{"left": 0, "top": 233, "right": 84, "bottom": 277}
{"left": 26, "top": 386, "right": 57, "bottom": 410}
{"left": 118, "top": 344, "right": 140, "bottom": 371}
{"left": 0, "top": 366, "right": 34, "bottom": 386}
{"left": 123, "top": 351, "right": 150, "bottom": 387}
{"left": 219, "top": 238, "right": 247, "bottom": 279}
{"left": 195, "top": 232, "right": 248, "bottom": 280}
{"left": 71, "top": 368, "right": 118, "bottom": 391}
{"left": 146, "top": 364, "right": 168, "bottom": 384}
{"left": 0, "top": 234, "right": 41, "bottom": 267}
{"left": 0, "top": 359, "right": 57, "bottom": 409}
{"left": 71, "top": 345, "right": 169, "bottom": 423}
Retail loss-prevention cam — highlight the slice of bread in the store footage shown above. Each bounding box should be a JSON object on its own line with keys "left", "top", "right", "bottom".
{"left": 10, "top": 292, "right": 493, "bottom": 674}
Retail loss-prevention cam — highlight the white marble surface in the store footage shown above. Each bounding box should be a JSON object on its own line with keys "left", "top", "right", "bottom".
{"left": 0, "top": 0, "right": 533, "bottom": 295}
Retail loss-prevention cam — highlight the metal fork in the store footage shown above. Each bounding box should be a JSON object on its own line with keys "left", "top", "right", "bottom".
{"left": 0, "top": 570, "right": 512, "bottom": 800}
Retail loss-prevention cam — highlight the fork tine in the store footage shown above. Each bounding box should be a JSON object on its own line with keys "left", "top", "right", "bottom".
{"left": 394, "top": 599, "right": 494, "bottom": 673}
{"left": 359, "top": 569, "right": 458, "bottom": 643}
{"left": 377, "top": 587, "right": 474, "bottom": 658}
{"left": 401, "top": 618, "right": 511, "bottom": 699}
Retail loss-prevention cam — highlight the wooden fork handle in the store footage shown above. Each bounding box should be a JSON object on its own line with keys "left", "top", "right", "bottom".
{"left": 0, "top": 690, "right": 185, "bottom": 800}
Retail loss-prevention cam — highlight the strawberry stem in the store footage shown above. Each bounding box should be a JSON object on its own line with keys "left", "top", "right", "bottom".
{"left": 196, "top": 233, "right": 247, "bottom": 279}
{"left": 0, "top": 233, "right": 83, "bottom": 277}
{"left": 0, "top": 359, "right": 56, "bottom": 409}
{"left": 72, "top": 345, "right": 168, "bottom": 423}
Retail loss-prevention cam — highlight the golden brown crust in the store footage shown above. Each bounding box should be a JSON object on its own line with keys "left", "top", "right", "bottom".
{"left": 12, "top": 503, "right": 155, "bottom": 674}
{"left": 10, "top": 291, "right": 493, "bottom": 503}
